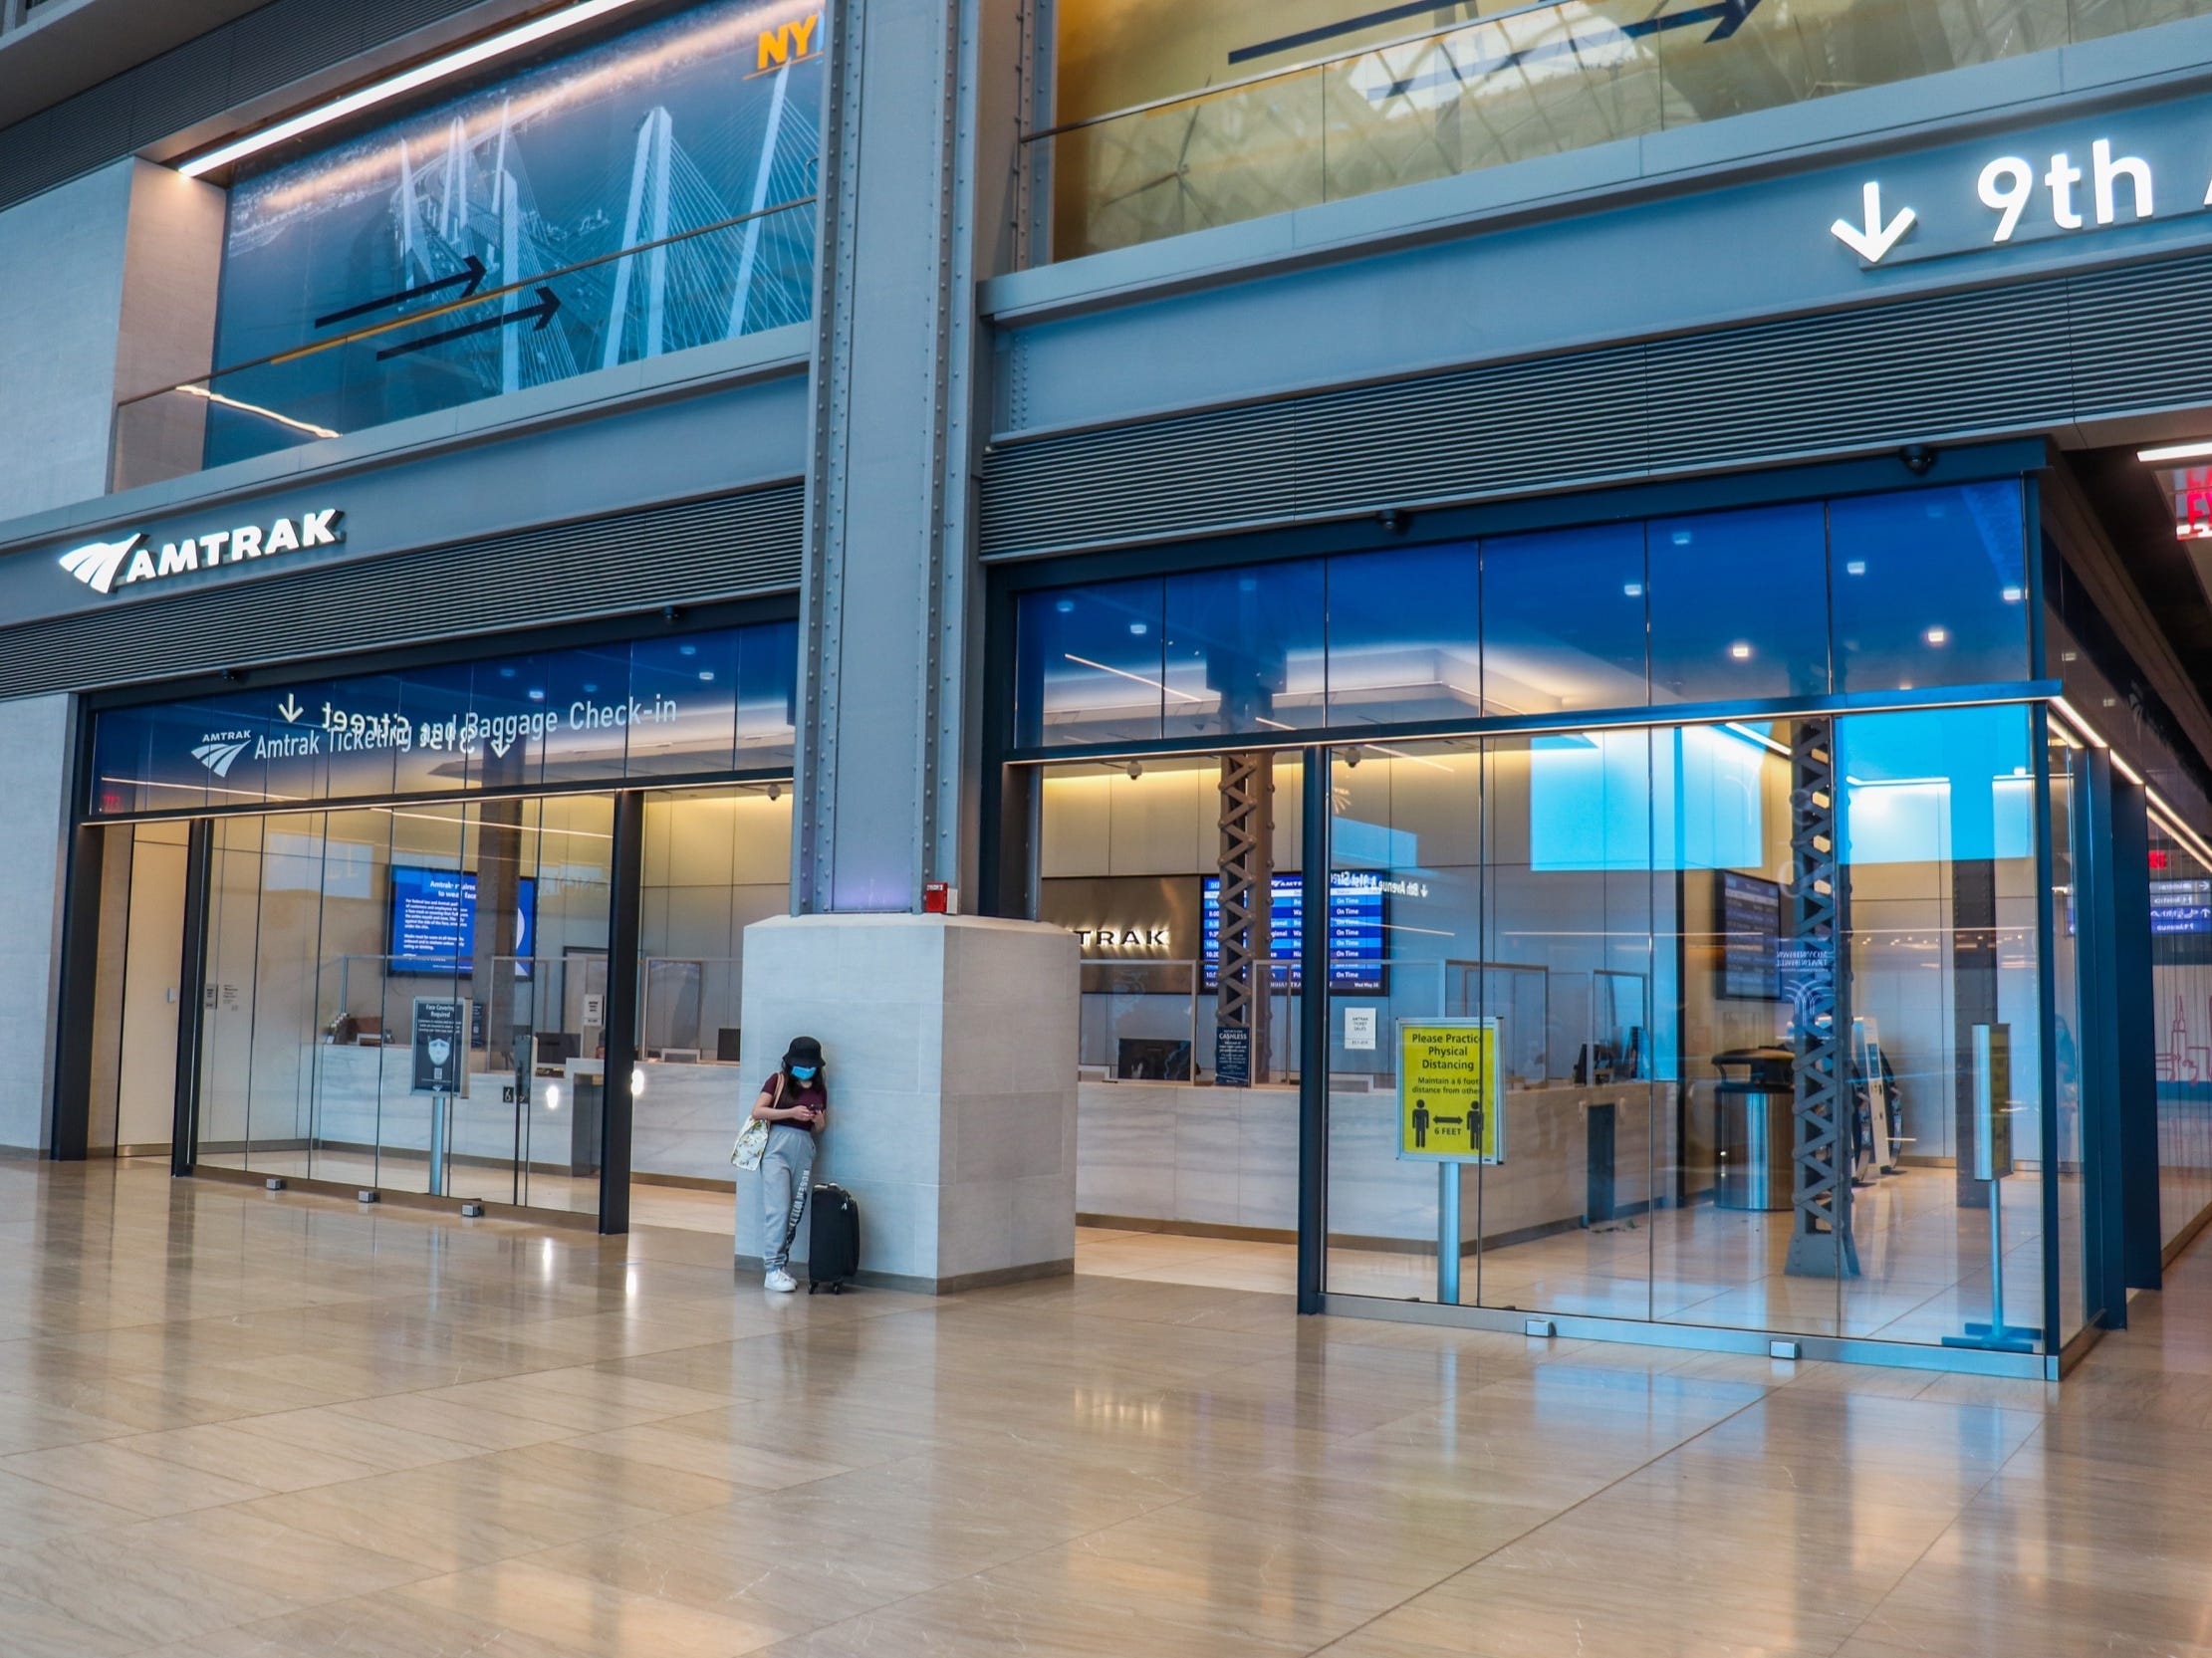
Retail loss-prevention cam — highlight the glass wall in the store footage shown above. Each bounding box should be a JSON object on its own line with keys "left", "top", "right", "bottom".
{"left": 1043, "top": 0, "right": 2209, "bottom": 259}
{"left": 115, "top": 0, "right": 824, "bottom": 486}
{"left": 195, "top": 795, "right": 615, "bottom": 1215}
{"left": 631, "top": 785, "right": 796, "bottom": 1190}
{"left": 1015, "top": 483, "right": 2031, "bottom": 752}
{"left": 1314, "top": 708, "right": 2050, "bottom": 1351}
{"left": 89, "top": 620, "right": 798, "bottom": 819}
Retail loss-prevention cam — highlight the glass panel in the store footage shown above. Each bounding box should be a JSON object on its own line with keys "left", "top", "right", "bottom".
{"left": 634, "top": 786, "right": 795, "bottom": 1197}
{"left": 87, "top": 622, "right": 791, "bottom": 819}
{"left": 1470, "top": 729, "right": 1658, "bottom": 1322}
{"left": 1324, "top": 541, "right": 1481, "bottom": 731}
{"left": 1015, "top": 579, "right": 1167, "bottom": 748}
{"left": 1653, "top": 720, "right": 1831, "bottom": 1334}
{"left": 1481, "top": 523, "right": 1648, "bottom": 719}
{"left": 1830, "top": 483, "right": 2031, "bottom": 693}
{"left": 1163, "top": 561, "right": 1326, "bottom": 740}
{"left": 1836, "top": 705, "right": 2045, "bottom": 1347}
{"left": 198, "top": 816, "right": 266, "bottom": 1173}
{"left": 2048, "top": 722, "right": 2089, "bottom": 1341}
{"left": 1032, "top": 753, "right": 1307, "bottom": 1267}
{"left": 2150, "top": 816, "right": 2212, "bottom": 1251}
{"left": 113, "top": 0, "right": 821, "bottom": 488}
{"left": 1044, "top": 0, "right": 2084, "bottom": 262}
{"left": 1649, "top": 504, "right": 1830, "bottom": 705}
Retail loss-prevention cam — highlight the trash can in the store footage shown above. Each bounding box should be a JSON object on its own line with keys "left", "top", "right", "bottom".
{"left": 1711, "top": 1048, "right": 1796, "bottom": 1212}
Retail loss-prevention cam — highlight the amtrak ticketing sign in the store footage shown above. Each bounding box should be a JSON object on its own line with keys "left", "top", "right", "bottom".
{"left": 87, "top": 619, "right": 799, "bottom": 817}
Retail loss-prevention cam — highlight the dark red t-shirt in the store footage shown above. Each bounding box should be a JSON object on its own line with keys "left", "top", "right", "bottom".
{"left": 766, "top": 1073, "right": 827, "bottom": 1131}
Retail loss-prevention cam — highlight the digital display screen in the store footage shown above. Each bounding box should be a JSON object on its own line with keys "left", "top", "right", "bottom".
{"left": 2152, "top": 878, "right": 2212, "bottom": 936}
{"left": 386, "top": 868, "right": 538, "bottom": 976}
{"left": 1201, "top": 871, "right": 1386, "bottom": 993}
{"left": 1718, "top": 870, "right": 1784, "bottom": 1000}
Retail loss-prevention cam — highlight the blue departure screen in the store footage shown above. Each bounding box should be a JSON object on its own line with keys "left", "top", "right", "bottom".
{"left": 1201, "top": 872, "right": 1386, "bottom": 993}
{"left": 387, "top": 868, "right": 538, "bottom": 976}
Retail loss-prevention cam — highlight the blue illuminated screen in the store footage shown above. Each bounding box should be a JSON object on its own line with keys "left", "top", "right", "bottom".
{"left": 386, "top": 868, "right": 538, "bottom": 976}
{"left": 1201, "top": 872, "right": 1386, "bottom": 993}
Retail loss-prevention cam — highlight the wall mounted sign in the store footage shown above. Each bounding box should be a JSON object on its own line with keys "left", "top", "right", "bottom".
{"left": 87, "top": 618, "right": 799, "bottom": 818}
{"left": 1830, "top": 118, "right": 2211, "bottom": 270}
{"left": 59, "top": 509, "right": 344, "bottom": 596}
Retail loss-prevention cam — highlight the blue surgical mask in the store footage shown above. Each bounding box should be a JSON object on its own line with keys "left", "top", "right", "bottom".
{"left": 791, "top": 1066, "right": 818, "bottom": 1081}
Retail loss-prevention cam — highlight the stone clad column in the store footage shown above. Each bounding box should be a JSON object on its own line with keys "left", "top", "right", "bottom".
{"left": 736, "top": 0, "right": 1075, "bottom": 1287}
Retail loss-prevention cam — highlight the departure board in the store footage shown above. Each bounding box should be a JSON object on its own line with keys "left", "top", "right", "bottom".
{"left": 1201, "top": 871, "right": 1387, "bottom": 992}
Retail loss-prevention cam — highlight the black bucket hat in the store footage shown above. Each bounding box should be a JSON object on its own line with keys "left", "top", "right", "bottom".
{"left": 783, "top": 1036, "right": 824, "bottom": 1070}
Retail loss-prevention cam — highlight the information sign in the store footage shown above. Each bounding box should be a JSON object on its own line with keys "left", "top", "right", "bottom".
{"left": 1973, "top": 1024, "right": 2015, "bottom": 1182}
{"left": 1213, "top": 1025, "right": 1252, "bottom": 1088}
{"left": 411, "top": 998, "right": 469, "bottom": 1094}
{"left": 1396, "top": 1020, "right": 1502, "bottom": 1164}
{"left": 1345, "top": 1007, "right": 1377, "bottom": 1051}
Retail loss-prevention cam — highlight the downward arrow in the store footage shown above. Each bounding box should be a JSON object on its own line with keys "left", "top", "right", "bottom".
{"left": 490, "top": 736, "right": 515, "bottom": 758}
{"left": 277, "top": 694, "right": 302, "bottom": 722}
{"left": 1832, "top": 181, "right": 1916, "bottom": 264}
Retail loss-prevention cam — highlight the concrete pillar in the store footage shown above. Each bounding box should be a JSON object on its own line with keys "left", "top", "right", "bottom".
{"left": 753, "top": 0, "right": 1067, "bottom": 1285}
{"left": 0, "top": 693, "right": 76, "bottom": 1152}
{"left": 0, "top": 158, "right": 222, "bottom": 519}
{"left": 734, "top": 915, "right": 1077, "bottom": 1292}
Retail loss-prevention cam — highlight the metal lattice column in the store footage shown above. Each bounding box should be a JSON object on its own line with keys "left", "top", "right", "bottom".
{"left": 1785, "top": 720, "right": 1859, "bottom": 1280}
{"left": 1216, "top": 751, "right": 1274, "bottom": 1084}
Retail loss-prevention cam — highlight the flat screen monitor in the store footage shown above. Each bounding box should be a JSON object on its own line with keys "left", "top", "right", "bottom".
{"left": 386, "top": 867, "right": 538, "bottom": 976}
{"left": 2152, "top": 877, "right": 2212, "bottom": 935}
{"left": 1717, "top": 870, "right": 1783, "bottom": 1000}
{"left": 1200, "top": 871, "right": 1386, "bottom": 994}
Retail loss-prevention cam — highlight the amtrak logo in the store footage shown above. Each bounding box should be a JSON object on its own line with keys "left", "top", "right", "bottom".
{"left": 192, "top": 732, "right": 254, "bottom": 778}
{"left": 57, "top": 509, "right": 343, "bottom": 597}
{"left": 58, "top": 534, "right": 147, "bottom": 595}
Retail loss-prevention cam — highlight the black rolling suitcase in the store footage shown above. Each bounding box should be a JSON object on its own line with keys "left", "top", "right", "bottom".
{"left": 807, "top": 1182, "right": 859, "bottom": 1294}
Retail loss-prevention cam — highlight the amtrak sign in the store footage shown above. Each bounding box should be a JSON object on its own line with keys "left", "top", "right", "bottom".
{"left": 58, "top": 508, "right": 344, "bottom": 596}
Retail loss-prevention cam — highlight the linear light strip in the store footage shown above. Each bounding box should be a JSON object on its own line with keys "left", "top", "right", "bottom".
{"left": 177, "top": 0, "right": 648, "bottom": 179}
{"left": 2137, "top": 438, "right": 2212, "bottom": 465}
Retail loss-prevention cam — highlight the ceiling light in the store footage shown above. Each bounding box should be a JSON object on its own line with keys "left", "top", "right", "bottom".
{"left": 1729, "top": 642, "right": 1753, "bottom": 660}
{"left": 176, "top": 0, "right": 648, "bottom": 179}
{"left": 2138, "top": 438, "right": 2212, "bottom": 464}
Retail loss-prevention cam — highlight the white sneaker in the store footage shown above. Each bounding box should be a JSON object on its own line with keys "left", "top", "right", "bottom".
{"left": 764, "top": 1269, "right": 798, "bottom": 1294}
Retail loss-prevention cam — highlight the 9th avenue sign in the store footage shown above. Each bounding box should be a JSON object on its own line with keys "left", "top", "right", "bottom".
{"left": 57, "top": 508, "right": 344, "bottom": 596}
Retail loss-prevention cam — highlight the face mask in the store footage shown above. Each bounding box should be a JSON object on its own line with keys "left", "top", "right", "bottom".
{"left": 791, "top": 1066, "right": 818, "bottom": 1081}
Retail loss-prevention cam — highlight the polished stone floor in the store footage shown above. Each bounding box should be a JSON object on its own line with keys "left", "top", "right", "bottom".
{"left": 3, "top": 1158, "right": 2211, "bottom": 1657}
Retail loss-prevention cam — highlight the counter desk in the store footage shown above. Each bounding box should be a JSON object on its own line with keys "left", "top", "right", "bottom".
{"left": 291, "top": 1045, "right": 753, "bottom": 1183}
{"left": 1079, "top": 1076, "right": 1680, "bottom": 1250}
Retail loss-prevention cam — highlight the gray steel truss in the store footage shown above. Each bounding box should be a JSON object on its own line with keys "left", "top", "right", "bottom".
{"left": 1786, "top": 719, "right": 1859, "bottom": 1280}
{"left": 1216, "top": 751, "right": 1274, "bottom": 1084}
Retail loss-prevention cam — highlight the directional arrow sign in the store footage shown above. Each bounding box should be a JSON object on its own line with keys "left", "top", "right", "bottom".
{"left": 277, "top": 693, "right": 303, "bottom": 723}
{"left": 315, "top": 255, "right": 488, "bottom": 330}
{"left": 375, "top": 286, "right": 561, "bottom": 361}
{"left": 1832, "top": 181, "right": 1917, "bottom": 264}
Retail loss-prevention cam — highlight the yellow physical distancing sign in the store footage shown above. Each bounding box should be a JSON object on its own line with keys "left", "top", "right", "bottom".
{"left": 1396, "top": 1019, "right": 1502, "bottom": 1164}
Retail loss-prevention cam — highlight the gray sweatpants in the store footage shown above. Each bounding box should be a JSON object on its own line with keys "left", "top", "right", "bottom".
{"left": 761, "top": 1123, "right": 818, "bottom": 1273}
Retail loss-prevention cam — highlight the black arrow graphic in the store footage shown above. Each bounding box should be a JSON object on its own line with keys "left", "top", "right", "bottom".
{"left": 316, "top": 255, "right": 488, "bottom": 330}
{"left": 375, "top": 286, "right": 561, "bottom": 360}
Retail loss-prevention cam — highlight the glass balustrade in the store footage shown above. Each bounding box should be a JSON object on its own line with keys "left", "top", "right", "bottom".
{"left": 112, "top": 197, "right": 817, "bottom": 491}
{"left": 1036, "top": 0, "right": 2207, "bottom": 261}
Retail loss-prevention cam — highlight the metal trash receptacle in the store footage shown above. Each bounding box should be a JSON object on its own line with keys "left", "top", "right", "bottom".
{"left": 1711, "top": 1048, "right": 1795, "bottom": 1212}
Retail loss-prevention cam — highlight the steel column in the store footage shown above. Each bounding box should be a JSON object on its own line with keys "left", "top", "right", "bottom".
{"left": 1785, "top": 719, "right": 1856, "bottom": 1278}
{"left": 1297, "top": 745, "right": 1330, "bottom": 1312}
{"left": 598, "top": 790, "right": 644, "bottom": 1235}
{"left": 170, "top": 820, "right": 213, "bottom": 1179}
{"left": 1216, "top": 751, "right": 1274, "bottom": 1082}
